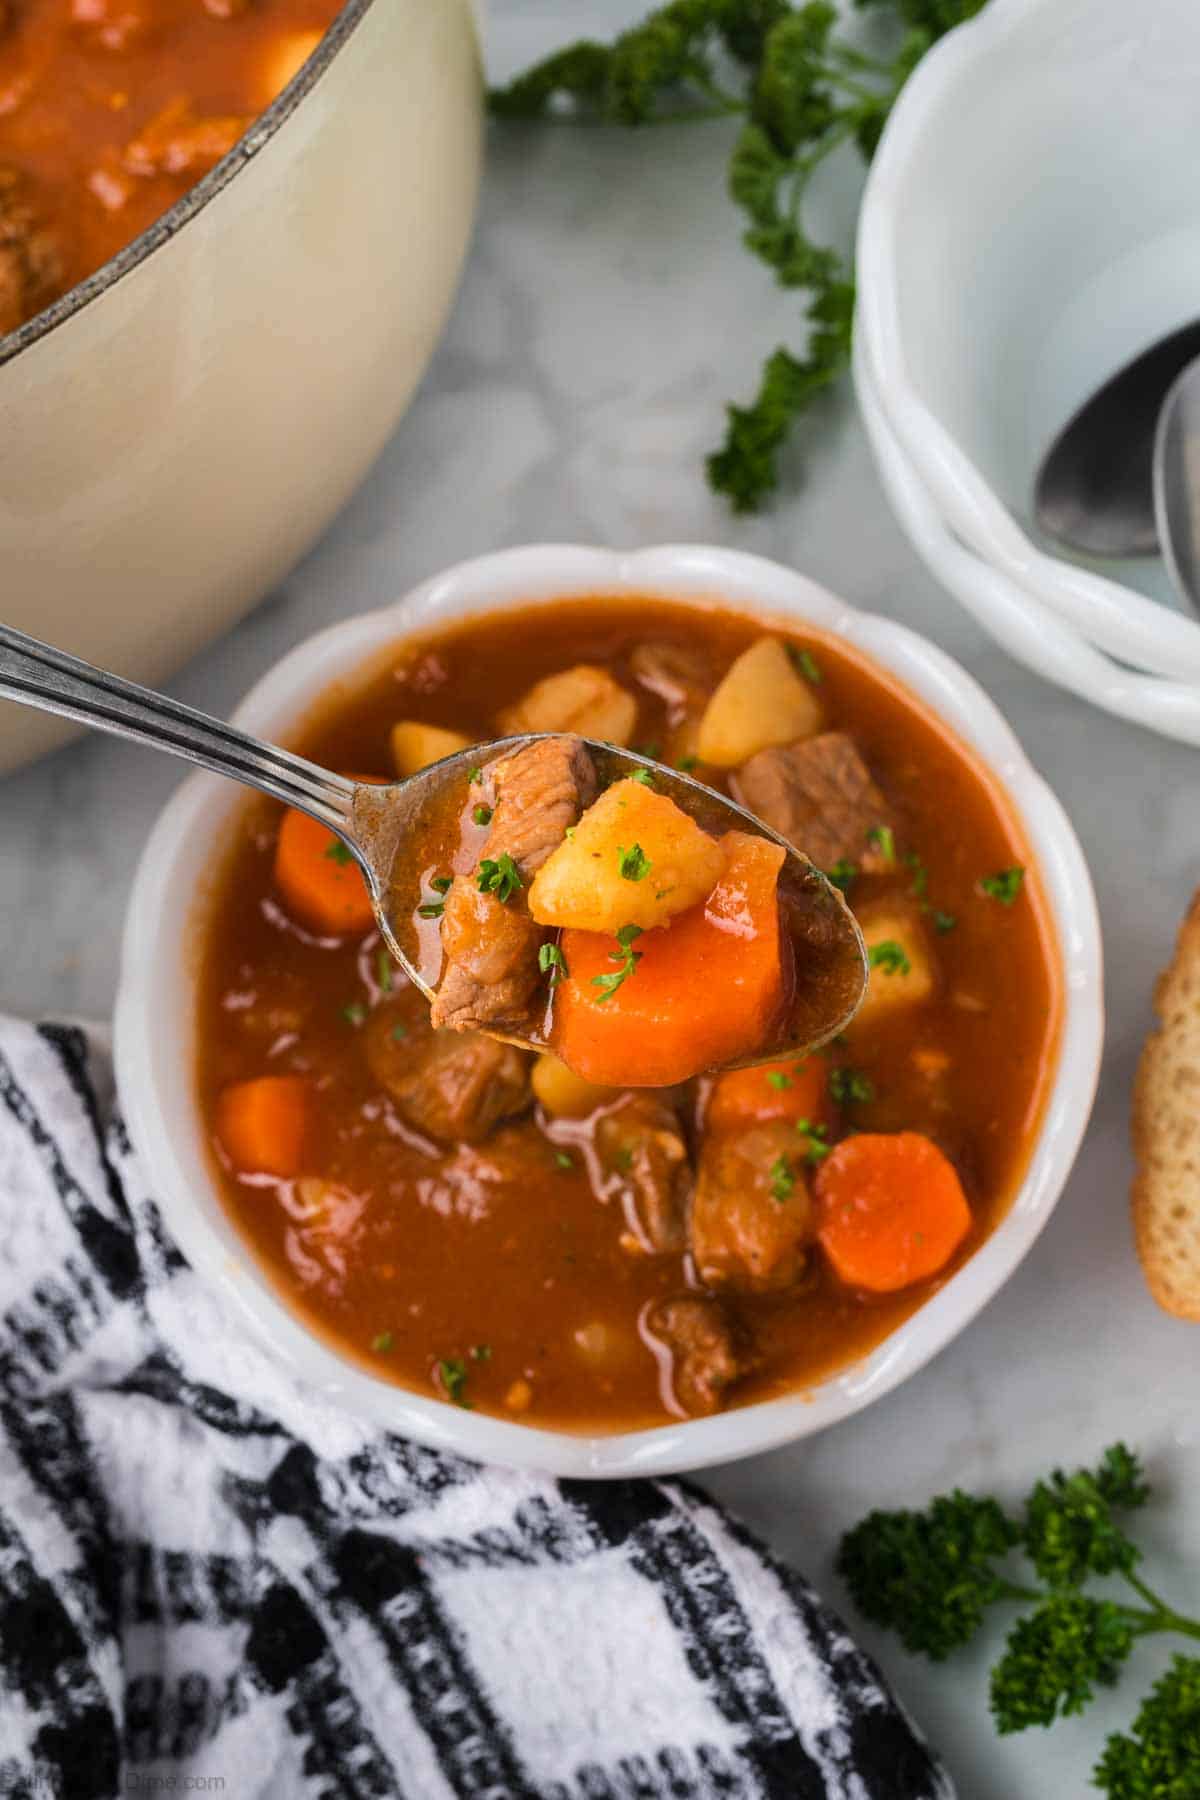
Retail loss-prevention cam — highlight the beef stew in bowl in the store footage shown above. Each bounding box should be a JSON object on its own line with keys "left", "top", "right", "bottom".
{"left": 195, "top": 594, "right": 1063, "bottom": 1433}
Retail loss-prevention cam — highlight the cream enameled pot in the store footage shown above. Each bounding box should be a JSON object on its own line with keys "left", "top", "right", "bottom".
{"left": 0, "top": 0, "right": 482, "bottom": 774}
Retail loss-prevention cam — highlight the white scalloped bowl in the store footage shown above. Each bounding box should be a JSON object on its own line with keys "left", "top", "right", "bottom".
{"left": 855, "top": 0, "right": 1200, "bottom": 743}
{"left": 113, "top": 545, "right": 1103, "bottom": 1477}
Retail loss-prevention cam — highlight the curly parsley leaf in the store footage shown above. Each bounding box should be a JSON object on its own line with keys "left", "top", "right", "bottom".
{"left": 839, "top": 1444, "right": 1200, "bottom": 1789}
{"left": 991, "top": 1596, "right": 1137, "bottom": 1734}
{"left": 490, "top": 0, "right": 974, "bottom": 512}
{"left": 1094, "top": 1655, "right": 1200, "bottom": 1799}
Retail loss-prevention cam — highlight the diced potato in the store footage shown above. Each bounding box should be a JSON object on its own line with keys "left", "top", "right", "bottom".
{"left": 696, "top": 637, "right": 823, "bottom": 768}
{"left": 852, "top": 905, "right": 937, "bottom": 1029}
{"left": 531, "top": 1051, "right": 618, "bottom": 1119}
{"left": 390, "top": 720, "right": 471, "bottom": 777}
{"left": 497, "top": 664, "right": 637, "bottom": 746}
{"left": 528, "top": 778, "right": 725, "bottom": 933}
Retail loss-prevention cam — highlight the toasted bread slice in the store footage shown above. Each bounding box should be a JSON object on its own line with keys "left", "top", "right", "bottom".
{"left": 1132, "top": 891, "right": 1200, "bottom": 1319}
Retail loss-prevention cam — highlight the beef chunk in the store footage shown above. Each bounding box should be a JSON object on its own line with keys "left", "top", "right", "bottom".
{"left": 731, "top": 732, "right": 894, "bottom": 874}
{"left": 432, "top": 737, "right": 596, "bottom": 1033}
{"left": 595, "top": 1094, "right": 692, "bottom": 1254}
{"left": 0, "top": 168, "right": 64, "bottom": 337}
{"left": 643, "top": 1295, "right": 752, "bottom": 1417}
{"left": 365, "top": 1004, "right": 530, "bottom": 1145}
{"left": 690, "top": 1121, "right": 816, "bottom": 1293}
{"left": 629, "top": 641, "right": 714, "bottom": 720}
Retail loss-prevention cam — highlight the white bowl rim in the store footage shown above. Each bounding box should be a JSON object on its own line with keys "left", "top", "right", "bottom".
{"left": 113, "top": 542, "right": 1104, "bottom": 1478}
{"left": 851, "top": 329, "right": 1200, "bottom": 747}
{"left": 854, "top": 0, "right": 1200, "bottom": 697}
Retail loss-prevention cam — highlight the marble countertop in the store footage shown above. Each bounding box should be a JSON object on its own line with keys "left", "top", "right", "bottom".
{"left": 2, "top": 4, "right": 1198, "bottom": 1794}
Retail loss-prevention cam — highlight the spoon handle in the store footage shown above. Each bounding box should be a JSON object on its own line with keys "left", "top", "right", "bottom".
{"left": 0, "top": 621, "right": 355, "bottom": 836}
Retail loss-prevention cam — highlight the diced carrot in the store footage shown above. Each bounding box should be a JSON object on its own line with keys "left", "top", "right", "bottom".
{"left": 216, "top": 1076, "right": 309, "bottom": 1178}
{"left": 706, "top": 1055, "right": 831, "bottom": 1135}
{"left": 273, "top": 773, "right": 380, "bottom": 935}
{"left": 553, "top": 831, "right": 786, "bottom": 1088}
{"left": 814, "top": 1131, "right": 971, "bottom": 1293}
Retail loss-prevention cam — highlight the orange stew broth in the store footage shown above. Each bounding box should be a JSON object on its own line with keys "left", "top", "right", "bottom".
{"left": 0, "top": 0, "right": 342, "bottom": 318}
{"left": 195, "top": 597, "right": 1063, "bottom": 1431}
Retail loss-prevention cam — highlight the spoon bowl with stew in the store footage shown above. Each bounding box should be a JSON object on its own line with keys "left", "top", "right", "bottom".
{"left": 0, "top": 621, "right": 867, "bottom": 1077}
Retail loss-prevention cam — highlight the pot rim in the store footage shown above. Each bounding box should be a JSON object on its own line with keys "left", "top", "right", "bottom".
{"left": 0, "top": 0, "right": 378, "bottom": 371}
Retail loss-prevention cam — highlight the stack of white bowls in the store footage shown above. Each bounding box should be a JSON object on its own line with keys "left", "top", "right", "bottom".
{"left": 853, "top": 0, "right": 1200, "bottom": 744}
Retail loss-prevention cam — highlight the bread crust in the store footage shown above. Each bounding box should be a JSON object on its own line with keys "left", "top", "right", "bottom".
{"left": 1132, "top": 890, "right": 1200, "bottom": 1320}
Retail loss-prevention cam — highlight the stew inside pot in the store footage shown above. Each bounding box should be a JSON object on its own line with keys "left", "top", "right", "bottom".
{"left": 0, "top": 0, "right": 344, "bottom": 334}
{"left": 196, "top": 596, "right": 1062, "bottom": 1430}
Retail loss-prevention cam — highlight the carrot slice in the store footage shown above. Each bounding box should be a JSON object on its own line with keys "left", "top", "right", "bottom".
{"left": 814, "top": 1131, "right": 971, "bottom": 1293}
{"left": 216, "top": 1076, "right": 309, "bottom": 1178}
{"left": 273, "top": 772, "right": 380, "bottom": 935}
{"left": 553, "top": 831, "right": 786, "bottom": 1087}
{"left": 706, "top": 1055, "right": 831, "bottom": 1135}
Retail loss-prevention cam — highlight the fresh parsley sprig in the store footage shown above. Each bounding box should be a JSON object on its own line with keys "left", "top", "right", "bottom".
{"left": 489, "top": 0, "right": 986, "bottom": 511}
{"left": 837, "top": 1446, "right": 1200, "bottom": 1794}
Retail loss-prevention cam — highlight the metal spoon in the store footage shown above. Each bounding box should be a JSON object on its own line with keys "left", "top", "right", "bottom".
{"left": 1034, "top": 320, "right": 1200, "bottom": 559}
{"left": 1153, "top": 354, "right": 1200, "bottom": 616}
{"left": 0, "top": 621, "right": 867, "bottom": 1065}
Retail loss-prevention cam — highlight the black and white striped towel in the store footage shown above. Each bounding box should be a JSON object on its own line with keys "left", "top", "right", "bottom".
{"left": 0, "top": 1015, "right": 954, "bottom": 1800}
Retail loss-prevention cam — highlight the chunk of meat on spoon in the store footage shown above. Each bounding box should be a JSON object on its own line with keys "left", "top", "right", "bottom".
{"left": 432, "top": 736, "right": 596, "bottom": 1033}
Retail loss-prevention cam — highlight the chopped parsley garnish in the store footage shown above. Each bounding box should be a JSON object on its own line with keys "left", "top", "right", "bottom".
{"left": 564, "top": 825, "right": 576, "bottom": 839}
{"left": 830, "top": 1066, "right": 875, "bottom": 1106}
{"left": 825, "top": 859, "right": 858, "bottom": 894}
{"left": 870, "top": 940, "right": 911, "bottom": 977}
{"left": 654, "top": 886, "right": 675, "bottom": 901}
{"left": 795, "top": 1118, "right": 831, "bottom": 1164}
{"left": 478, "top": 853, "right": 523, "bottom": 903}
{"left": 469, "top": 1343, "right": 492, "bottom": 1362}
{"left": 554, "top": 1150, "right": 574, "bottom": 1171}
{"left": 618, "top": 843, "right": 652, "bottom": 882}
{"left": 419, "top": 874, "right": 454, "bottom": 916}
{"left": 613, "top": 1145, "right": 634, "bottom": 1173}
{"left": 539, "top": 942, "right": 569, "bottom": 985}
{"left": 932, "top": 910, "right": 957, "bottom": 935}
{"left": 473, "top": 804, "right": 493, "bottom": 827}
{"left": 766, "top": 1070, "right": 793, "bottom": 1091}
{"left": 468, "top": 766, "right": 483, "bottom": 785}
{"left": 629, "top": 768, "right": 655, "bottom": 787}
{"left": 676, "top": 754, "right": 698, "bottom": 772}
{"left": 789, "top": 645, "right": 822, "bottom": 685}
{"left": 904, "top": 851, "right": 929, "bottom": 898}
{"left": 635, "top": 741, "right": 661, "bottom": 759}
{"left": 376, "top": 948, "right": 393, "bottom": 992}
{"left": 591, "top": 923, "right": 644, "bottom": 1002}
{"left": 371, "top": 1331, "right": 394, "bottom": 1353}
{"left": 390, "top": 1022, "right": 408, "bottom": 1043}
{"left": 980, "top": 866, "right": 1026, "bottom": 905}
{"left": 867, "top": 824, "right": 896, "bottom": 866}
{"left": 437, "top": 1358, "right": 472, "bottom": 1408}
{"left": 341, "top": 1002, "right": 367, "bottom": 1027}
{"left": 769, "top": 1155, "right": 796, "bottom": 1202}
{"left": 324, "top": 839, "right": 354, "bottom": 866}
